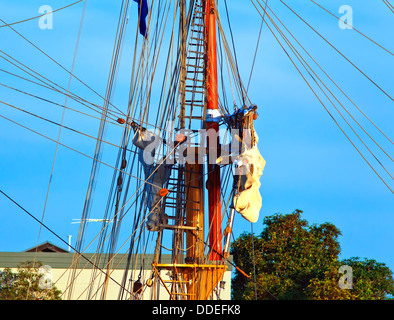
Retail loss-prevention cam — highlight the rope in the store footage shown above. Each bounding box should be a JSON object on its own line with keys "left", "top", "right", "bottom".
{"left": 310, "top": 0, "right": 394, "bottom": 55}
{"left": 0, "top": 189, "right": 133, "bottom": 296}
{"left": 0, "top": 16, "right": 126, "bottom": 117}
{"left": 247, "top": 0, "right": 268, "bottom": 92}
{"left": 251, "top": 223, "right": 258, "bottom": 300}
{"left": 252, "top": 0, "right": 394, "bottom": 194}
{"left": 280, "top": 0, "right": 394, "bottom": 103}
{"left": 382, "top": 0, "right": 394, "bottom": 14}
{"left": 0, "top": 0, "right": 83, "bottom": 28}
{"left": 0, "top": 52, "right": 125, "bottom": 120}
{"left": 262, "top": 4, "right": 394, "bottom": 147}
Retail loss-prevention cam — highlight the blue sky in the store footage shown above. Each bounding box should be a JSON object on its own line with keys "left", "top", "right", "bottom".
{"left": 0, "top": 0, "right": 393, "bottom": 275}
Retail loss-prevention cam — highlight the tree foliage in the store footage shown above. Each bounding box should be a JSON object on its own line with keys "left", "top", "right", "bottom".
{"left": 231, "top": 210, "right": 394, "bottom": 300}
{"left": 0, "top": 261, "right": 62, "bottom": 300}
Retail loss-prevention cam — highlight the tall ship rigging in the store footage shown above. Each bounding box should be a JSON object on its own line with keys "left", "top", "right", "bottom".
{"left": 0, "top": 0, "right": 393, "bottom": 300}
{"left": 100, "top": 0, "right": 268, "bottom": 300}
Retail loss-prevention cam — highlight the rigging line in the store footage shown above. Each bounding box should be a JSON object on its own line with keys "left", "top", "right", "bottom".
{"left": 257, "top": 0, "right": 394, "bottom": 183}
{"left": 33, "top": 0, "right": 88, "bottom": 261}
{"left": 106, "top": 156, "right": 144, "bottom": 296}
{"left": 0, "top": 81, "right": 175, "bottom": 145}
{"left": 228, "top": 233, "right": 278, "bottom": 300}
{"left": 0, "top": 52, "right": 123, "bottom": 120}
{"left": 7, "top": 105, "right": 239, "bottom": 282}
{"left": 58, "top": 152, "right": 182, "bottom": 298}
{"left": 70, "top": 1, "right": 133, "bottom": 293}
{"left": 0, "top": 188, "right": 133, "bottom": 296}
{"left": 0, "top": 70, "right": 177, "bottom": 136}
{"left": 150, "top": 0, "right": 182, "bottom": 130}
{"left": 26, "top": 1, "right": 88, "bottom": 300}
{"left": 183, "top": 219, "right": 279, "bottom": 300}
{"left": 221, "top": 31, "right": 237, "bottom": 106}
{"left": 262, "top": 3, "right": 394, "bottom": 147}
{"left": 171, "top": 0, "right": 199, "bottom": 129}
{"left": 141, "top": 0, "right": 176, "bottom": 128}
{"left": 86, "top": 141, "right": 186, "bottom": 261}
{"left": 383, "top": 0, "right": 394, "bottom": 14}
{"left": 247, "top": 0, "right": 268, "bottom": 93}
{"left": 27, "top": 148, "right": 225, "bottom": 297}
{"left": 132, "top": 0, "right": 154, "bottom": 128}
{"left": 260, "top": 0, "right": 394, "bottom": 164}
{"left": 280, "top": 0, "right": 394, "bottom": 104}
{"left": 143, "top": 163, "right": 232, "bottom": 263}
{"left": 76, "top": 213, "right": 147, "bottom": 300}
{"left": 310, "top": 0, "right": 394, "bottom": 55}
{"left": 127, "top": 0, "right": 173, "bottom": 135}
{"left": 217, "top": 27, "right": 231, "bottom": 111}
{"left": 6, "top": 5, "right": 175, "bottom": 136}
{"left": 85, "top": 219, "right": 155, "bottom": 301}
{"left": 172, "top": 0, "right": 203, "bottom": 124}
{"left": 215, "top": 6, "right": 252, "bottom": 106}
{"left": 386, "top": 0, "right": 394, "bottom": 11}
{"left": 251, "top": 0, "right": 394, "bottom": 194}
{"left": 177, "top": 0, "right": 194, "bottom": 129}
{"left": 212, "top": 26, "right": 239, "bottom": 111}
{"left": 215, "top": 18, "right": 243, "bottom": 106}
{"left": 216, "top": 1, "right": 252, "bottom": 107}
{"left": 0, "top": 52, "right": 125, "bottom": 120}
{"left": 99, "top": 159, "right": 132, "bottom": 297}
{"left": 0, "top": 0, "right": 83, "bottom": 28}
{"left": 217, "top": 16, "right": 236, "bottom": 116}
{"left": 0, "top": 90, "right": 203, "bottom": 168}
{"left": 0, "top": 66, "right": 112, "bottom": 118}
{"left": 0, "top": 113, "right": 164, "bottom": 190}
{"left": 251, "top": 223, "right": 258, "bottom": 300}
{"left": 150, "top": 28, "right": 179, "bottom": 132}
{"left": 0, "top": 100, "right": 137, "bottom": 154}
{"left": 0, "top": 81, "right": 121, "bottom": 126}
{"left": 0, "top": 21, "right": 125, "bottom": 118}
{"left": 203, "top": 167, "right": 233, "bottom": 261}
{"left": 127, "top": 0, "right": 172, "bottom": 128}
{"left": 262, "top": 5, "right": 394, "bottom": 168}
{"left": 223, "top": 0, "right": 246, "bottom": 106}
{"left": 53, "top": 187, "right": 144, "bottom": 292}
{"left": 271, "top": 16, "right": 394, "bottom": 180}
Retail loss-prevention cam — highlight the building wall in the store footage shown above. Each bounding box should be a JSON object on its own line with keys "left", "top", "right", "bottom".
{"left": 0, "top": 252, "right": 232, "bottom": 300}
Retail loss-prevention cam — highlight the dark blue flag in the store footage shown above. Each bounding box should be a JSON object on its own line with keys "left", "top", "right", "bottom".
{"left": 134, "top": 0, "right": 148, "bottom": 38}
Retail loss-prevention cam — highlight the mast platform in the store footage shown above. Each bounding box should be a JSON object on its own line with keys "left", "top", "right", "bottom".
{"left": 152, "top": 262, "right": 227, "bottom": 300}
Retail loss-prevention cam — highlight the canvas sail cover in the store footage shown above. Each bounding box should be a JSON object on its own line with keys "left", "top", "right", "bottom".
{"left": 233, "top": 131, "right": 266, "bottom": 223}
{"left": 132, "top": 126, "right": 161, "bottom": 151}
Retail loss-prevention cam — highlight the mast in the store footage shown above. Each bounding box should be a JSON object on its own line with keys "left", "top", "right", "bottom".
{"left": 151, "top": 0, "right": 227, "bottom": 300}
{"left": 204, "top": 0, "right": 222, "bottom": 261}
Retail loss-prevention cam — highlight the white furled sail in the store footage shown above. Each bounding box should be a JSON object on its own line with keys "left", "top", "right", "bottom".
{"left": 233, "top": 131, "right": 266, "bottom": 223}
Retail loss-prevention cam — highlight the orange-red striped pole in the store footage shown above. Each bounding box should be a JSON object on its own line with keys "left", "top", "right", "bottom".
{"left": 205, "top": 0, "right": 222, "bottom": 261}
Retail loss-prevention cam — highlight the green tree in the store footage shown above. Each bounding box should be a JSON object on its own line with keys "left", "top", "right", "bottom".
{"left": 306, "top": 258, "right": 394, "bottom": 300}
{"left": 0, "top": 261, "right": 62, "bottom": 300}
{"left": 231, "top": 210, "right": 394, "bottom": 300}
{"left": 340, "top": 257, "right": 394, "bottom": 299}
